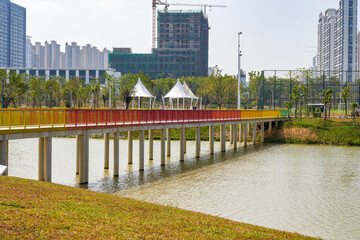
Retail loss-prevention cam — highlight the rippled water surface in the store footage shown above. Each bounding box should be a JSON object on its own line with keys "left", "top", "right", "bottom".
{"left": 8, "top": 138, "right": 360, "bottom": 240}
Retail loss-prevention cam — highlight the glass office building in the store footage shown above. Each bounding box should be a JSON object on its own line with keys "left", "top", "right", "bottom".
{"left": 109, "top": 10, "right": 209, "bottom": 78}
{"left": 0, "top": 0, "right": 26, "bottom": 68}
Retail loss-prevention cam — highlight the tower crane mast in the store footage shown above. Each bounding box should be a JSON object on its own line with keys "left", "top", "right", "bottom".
{"left": 152, "top": 0, "right": 227, "bottom": 49}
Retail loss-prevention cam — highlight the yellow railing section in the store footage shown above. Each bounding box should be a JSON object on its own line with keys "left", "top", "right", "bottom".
{"left": 241, "top": 110, "right": 281, "bottom": 119}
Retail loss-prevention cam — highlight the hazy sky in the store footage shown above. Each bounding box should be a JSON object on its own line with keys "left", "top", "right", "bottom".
{"left": 12, "top": 0, "right": 358, "bottom": 75}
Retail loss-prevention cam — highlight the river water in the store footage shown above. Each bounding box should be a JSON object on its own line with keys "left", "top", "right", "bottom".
{"left": 7, "top": 138, "right": 360, "bottom": 240}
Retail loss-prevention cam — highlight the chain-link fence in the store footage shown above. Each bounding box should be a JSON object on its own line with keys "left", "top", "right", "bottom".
{"left": 256, "top": 70, "right": 360, "bottom": 110}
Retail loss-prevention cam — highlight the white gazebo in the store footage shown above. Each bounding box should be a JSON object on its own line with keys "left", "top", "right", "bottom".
{"left": 183, "top": 82, "right": 201, "bottom": 109}
{"left": 163, "top": 80, "right": 194, "bottom": 109}
{"left": 132, "top": 79, "right": 155, "bottom": 109}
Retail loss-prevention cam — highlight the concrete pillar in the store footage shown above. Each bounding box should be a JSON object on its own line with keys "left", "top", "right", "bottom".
{"left": 184, "top": 128, "right": 187, "bottom": 153}
{"left": 275, "top": 121, "right": 278, "bottom": 128}
{"left": 113, "top": 132, "right": 119, "bottom": 177}
{"left": 248, "top": 123, "right": 251, "bottom": 137}
{"left": 79, "top": 132, "right": 89, "bottom": 184}
{"left": 269, "top": 121, "right": 273, "bottom": 134}
{"left": 139, "top": 130, "right": 145, "bottom": 171}
{"left": 253, "top": 123, "right": 257, "bottom": 145}
{"left": 195, "top": 127, "right": 201, "bottom": 158}
{"left": 230, "top": 125, "right": 234, "bottom": 144}
{"left": 233, "top": 124, "right": 238, "bottom": 149}
{"left": 104, "top": 133, "right": 110, "bottom": 169}
{"left": 128, "top": 131, "right": 133, "bottom": 164}
{"left": 167, "top": 129, "right": 171, "bottom": 157}
{"left": 38, "top": 138, "right": 45, "bottom": 181}
{"left": 244, "top": 123, "right": 248, "bottom": 147}
{"left": 76, "top": 136, "right": 80, "bottom": 174}
{"left": 220, "top": 124, "right": 226, "bottom": 152}
{"left": 44, "top": 137, "right": 52, "bottom": 182}
{"left": 0, "top": 140, "right": 8, "bottom": 176}
{"left": 149, "top": 130, "right": 154, "bottom": 160}
{"left": 209, "top": 125, "right": 214, "bottom": 155}
{"left": 239, "top": 124, "right": 243, "bottom": 142}
{"left": 180, "top": 127, "right": 185, "bottom": 162}
{"left": 161, "top": 129, "right": 166, "bottom": 166}
{"left": 261, "top": 122, "right": 265, "bottom": 143}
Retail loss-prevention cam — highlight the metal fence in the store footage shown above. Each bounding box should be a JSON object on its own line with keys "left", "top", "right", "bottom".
{"left": 257, "top": 70, "right": 360, "bottom": 110}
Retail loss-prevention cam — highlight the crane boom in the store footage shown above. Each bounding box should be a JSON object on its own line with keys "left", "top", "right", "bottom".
{"left": 152, "top": 0, "right": 227, "bottom": 49}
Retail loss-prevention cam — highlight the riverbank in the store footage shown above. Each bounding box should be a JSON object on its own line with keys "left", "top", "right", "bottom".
{"left": 0, "top": 177, "right": 316, "bottom": 239}
{"left": 266, "top": 118, "right": 360, "bottom": 146}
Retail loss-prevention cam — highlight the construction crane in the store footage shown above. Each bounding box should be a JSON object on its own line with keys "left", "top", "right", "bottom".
{"left": 152, "top": 0, "right": 227, "bottom": 49}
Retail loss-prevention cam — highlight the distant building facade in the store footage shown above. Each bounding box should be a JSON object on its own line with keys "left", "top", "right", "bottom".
{"left": 1, "top": 67, "right": 120, "bottom": 84}
{"left": 317, "top": 0, "right": 358, "bottom": 82}
{"left": 25, "top": 39, "right": 111, "bottom": 69}
{"left": 109, "top": 10, "right": 209, "bottom": 78}
{"left": 0, "top": 0, "right": 26, "bottom": 67}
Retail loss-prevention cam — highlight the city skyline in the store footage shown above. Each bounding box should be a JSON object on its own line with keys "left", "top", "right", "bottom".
{"left": 10, "top": 0, "right": 360, "bottom": 75}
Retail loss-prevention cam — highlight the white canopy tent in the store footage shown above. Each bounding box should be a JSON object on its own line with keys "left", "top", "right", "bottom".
{"left": 163, "top": 80, "right": 194, "bottom": 109}
{"left": 131, "top": 79, "right": 155, "bottom": 109}
{"left": 182, "top": 82, "right": 202, "bottom": 109}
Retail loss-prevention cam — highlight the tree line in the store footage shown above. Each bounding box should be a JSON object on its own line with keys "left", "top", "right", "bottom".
{"left": 0, "top": 67, "right": 247, "bottom": 110}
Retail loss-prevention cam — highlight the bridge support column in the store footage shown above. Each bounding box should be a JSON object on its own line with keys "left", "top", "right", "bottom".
{"left": 161, "top": 129, "right": 166, "bottom": 166}
{"left": 139, "top": 130, "right": 145, "bottom": 171}
{"left": 180, "top": 127, "right": 185, "bottom": 162}
{"left": 167, "top": 129, "right": 171, "bottom": 157}
{"left": 128, "top": 131, "right": 133, "bottom": 164}
{"left": 149, "top": 130, "right": 154, "bottom": 161}
{"left": 244, "top": 123, "right": 248, "bottom": 147}
{"left": 38, "top": 138, "right": 45, "bottom": 181}
{"left": 195, "top": 127, "right": 201, "bottom": 158}
{"left": 113, "top": 132, "right": 119, "bottom": 177}
{"left": 79, "top": 132, "right": 89, "bottom": 184}
{"left": 248, "top": 123, "right": 251, "bottom": 137}
{"left": 184, "top": 128, "right": 187, "bottom": 154}
{"left": 253, "top": 123, "right": 257, "bottom": 145}
{"left": 261, "top": 122, "right": 265, "bottom": 143}
{"left": 104, "top": 133, "right": 110, "bottom": 169}
{"left": 220, "top": 124, "right": 226, "bottom": 152}
{"left": 275, "top": 121, "right": 278, "bottom": 128}
{"left": 269, "top": 121, "right": 273, "bottom": 134}
{"left": 239, "top": 124, "right": 243, "bottom": 142}
{"left": 0, "top": 139, "right": 8, "bottom": 176}
{"left": 44, "top": 137, "right": 52, "bottom": 182}
{"left": 76, "top": 136, "right": 80, "bottom": 174}
{"left": 230, "top": 125, "right": 234, "bottom": 144}
{"left": 233, "top": 124, "right": 238, "bottom": 149}
{"left": 209, "top": 125, "right": 214, "bottom": 155}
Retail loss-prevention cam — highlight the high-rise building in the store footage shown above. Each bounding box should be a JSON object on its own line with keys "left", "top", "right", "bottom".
{"left": 0, "top": 0, "right": 26, "bottom": 67}
{"left": 317, "top": 0, "right": 358, "bottom": 82}
{"left": 109, "top": 10, "right": 209, "bottom": 78}
{"left": 65, "top": 42, "right": 81, "bottom": 69}
{"left": 26, "top": 36, "right": 32, "bottom": 68}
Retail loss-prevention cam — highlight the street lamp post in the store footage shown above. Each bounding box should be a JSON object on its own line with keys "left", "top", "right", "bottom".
{"left": 238, "top": 32, "right": 242, "bottom": 110}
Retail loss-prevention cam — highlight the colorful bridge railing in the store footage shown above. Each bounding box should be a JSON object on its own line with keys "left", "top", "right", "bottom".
{"left": 0, "top": 109, "right": 287, "bottom": 130}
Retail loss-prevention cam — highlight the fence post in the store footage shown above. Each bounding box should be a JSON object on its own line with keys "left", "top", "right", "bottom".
{"left": 8, "top": 110, "right": 11, "bottom": 130}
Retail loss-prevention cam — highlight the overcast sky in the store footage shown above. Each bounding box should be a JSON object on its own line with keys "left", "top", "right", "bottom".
{"left": 12, "top": 0, "right": 358, "bottom": 75}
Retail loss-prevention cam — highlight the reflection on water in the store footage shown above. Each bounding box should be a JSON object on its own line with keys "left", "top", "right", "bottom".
{"left": 8, "top": 138, "right": 360, "bottom": 240}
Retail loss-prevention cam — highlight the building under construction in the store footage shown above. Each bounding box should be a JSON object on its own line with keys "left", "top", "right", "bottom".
{"left": 109, "top": 10, "right": 209, "bottom": 78}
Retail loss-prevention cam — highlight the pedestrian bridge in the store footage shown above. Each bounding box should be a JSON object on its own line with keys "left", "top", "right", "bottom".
{"left": 0, "top": 109, "right": 287, "bottom": 184}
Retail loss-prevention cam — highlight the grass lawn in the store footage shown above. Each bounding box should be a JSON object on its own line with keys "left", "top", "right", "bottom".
{"left": 0, "top": 177, "right": 317, "bottom": 239}
{"left": 266, "top": 117, "right": 360, "bottom": 146}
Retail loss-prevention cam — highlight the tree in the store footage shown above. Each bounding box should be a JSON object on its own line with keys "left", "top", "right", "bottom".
{"left": 322, "top": 89, "right": 333, "bottom": 121}
{"left": 284, "top": 100, "right": 294, "bottom": 120}
{"left": 291, "top": 85, "right": 301, "bottom": 119}
{"left": 0, "top": 70, "right": 26, "bottom": 108}
{"left": 351, "top": 102, "right": 359, "bottom": 127}
{"left": 44, "top": 78, "right": 61, "bottom": 108}
{"left": 301, "top": 85, "right": 309, "bottom": 117}
{"left": 341, "top": 86, "right": 350, "bottom": 117}
{"left": 209, "top": 66, "right": 225, "bottom": 109}
{"left": 91, "top": 83, "right": 100, "bottom": 108}
{"left": 28, "top": 76, "right": 43, "bottom": 108}
{"left": 248, "top": 71, "right": 262, "bottom": 108}
{"left": 62, "top": 77, "right": 82, "bottom": 108}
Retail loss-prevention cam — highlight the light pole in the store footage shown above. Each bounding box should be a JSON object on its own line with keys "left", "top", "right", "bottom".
{"left": 237, "top": 32, "right": 242, "bottom": 110}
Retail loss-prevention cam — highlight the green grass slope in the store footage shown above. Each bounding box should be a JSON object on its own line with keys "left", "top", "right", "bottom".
{"left": 0, "top": 177, "right": 317, "bottom": 239}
